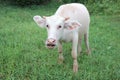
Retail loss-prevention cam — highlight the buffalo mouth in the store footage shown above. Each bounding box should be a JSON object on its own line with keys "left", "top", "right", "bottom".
{"left": 46, "top": 44, "right": 56, "bottom": 49}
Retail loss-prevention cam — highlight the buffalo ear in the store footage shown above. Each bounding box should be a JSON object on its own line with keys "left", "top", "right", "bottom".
{"left": 33, "top": 15, "right": 46, "bottom": 28}
{"left": 64, "top": 20, "right": 82, "bottom": 30}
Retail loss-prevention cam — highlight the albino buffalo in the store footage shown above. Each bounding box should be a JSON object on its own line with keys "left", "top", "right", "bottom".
{"left": 33, "top": 3, "right": 90, "bottom": 72}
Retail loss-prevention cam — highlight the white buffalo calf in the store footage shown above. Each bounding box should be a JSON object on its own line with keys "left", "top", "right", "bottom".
{"left": 33, "top": 3, "right": 90, "bottom": 72}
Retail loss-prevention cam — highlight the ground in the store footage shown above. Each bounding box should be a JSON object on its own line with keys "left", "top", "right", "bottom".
{"left": 0, "top": 4, "right": 120, "bottom": 80}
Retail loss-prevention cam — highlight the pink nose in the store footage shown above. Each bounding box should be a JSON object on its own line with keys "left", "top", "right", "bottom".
{"left": 47, "top": 38, "right": 56, "bottom": 43}
{"left": 46, "top": 38, "right": 56, "bottom": 48}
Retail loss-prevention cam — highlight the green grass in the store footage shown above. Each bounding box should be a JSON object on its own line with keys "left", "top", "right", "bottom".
{"left": 0, "top": 4, "right": 120, "bottom": 80}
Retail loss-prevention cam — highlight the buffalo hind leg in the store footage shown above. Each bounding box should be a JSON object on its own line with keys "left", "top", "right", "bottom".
{"left": 84, "top": 33, "right": 91, "bottom": 54}
{"left": 78, "top": 34, "right": 82, "bottom": 55}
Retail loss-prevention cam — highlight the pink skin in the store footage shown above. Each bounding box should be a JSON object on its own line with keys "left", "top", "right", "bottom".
{"left": 33, "top": 3, "right": 90, "bottom": 73}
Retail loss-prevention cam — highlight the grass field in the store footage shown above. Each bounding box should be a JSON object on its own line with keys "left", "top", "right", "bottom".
{"left": 0, "top": 4, "right": 120, "bottom": 80}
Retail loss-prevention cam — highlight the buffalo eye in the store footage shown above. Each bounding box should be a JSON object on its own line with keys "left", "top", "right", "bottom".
{"left": 46, "top": 25, "right": 49, "bottom": 28}
{"left": 58, "top": 25, "right": 62, "bottom": 29}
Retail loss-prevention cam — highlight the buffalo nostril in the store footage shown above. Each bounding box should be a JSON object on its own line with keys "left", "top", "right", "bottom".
{"left": 47, "top": 38, "right": 56, "bottom": 43}
{"left": 52, "top": 39, "right": 56, "bottom": 42}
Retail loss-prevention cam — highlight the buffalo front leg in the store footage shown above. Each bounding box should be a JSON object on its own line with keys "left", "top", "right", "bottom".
{"left": 58, "top": 41, "right": 64, "bottom": 64}
{"left": 72, "top": 32, "right": 78, "bottom": 73}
